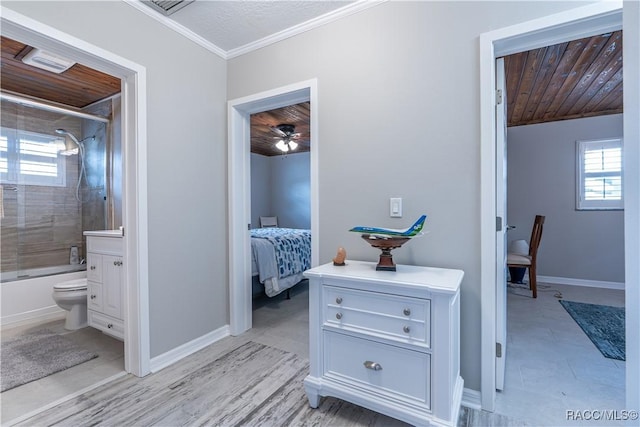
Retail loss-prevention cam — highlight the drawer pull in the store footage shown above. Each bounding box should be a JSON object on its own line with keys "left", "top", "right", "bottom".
{"left": 107, "top": 323, "right": 113, "bottom": 329}
{"left": 90, "top": 266, "right": 96, "bottom": 270}
{"left": 90, "top": 294, "right": 96, "bottom": 300}
{"left": 335, "top": 297, "right": 342, "bottom": 304}
{"left": 336, "top": 313, "right": 343, "bottom": 320}
{"left": 403, "top": 308, "right": 411, "bottom": 316}
{"left": 403, "top": 326, "right": 410, "bottom": 333}
{"left": 363, "top": 361, "right": 382, "bottom": 371}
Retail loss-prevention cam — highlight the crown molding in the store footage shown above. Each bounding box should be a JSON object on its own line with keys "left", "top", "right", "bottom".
{"left": 124, "top": 0, "right": 387, "bottom": 60}
{"left": 123, "top": 0, "right": 228, "bottom": 59}
{"left": 226, "top": 0, "right": 387, "bottom": 59}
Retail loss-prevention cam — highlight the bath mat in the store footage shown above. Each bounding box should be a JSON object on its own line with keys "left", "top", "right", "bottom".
{"left": 1, "top": 328, "right": 98, "bottom": 392}
{"left": 560, "top": 300, "right": 625, "bottom": 361}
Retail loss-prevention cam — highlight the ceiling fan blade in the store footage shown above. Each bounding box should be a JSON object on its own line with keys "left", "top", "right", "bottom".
{"left": 270, "top": 126, "right": 286, "bottom": 137}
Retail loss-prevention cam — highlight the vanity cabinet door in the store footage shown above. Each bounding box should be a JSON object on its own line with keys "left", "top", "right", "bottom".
{"left": 87, "top": 280, "right": 103, "bottom": 311}
{"left": 102, "top": 255, "right": 123, "bottom": 319}
{"left": 87, "top": 253, "right": 102, "bottom": 282}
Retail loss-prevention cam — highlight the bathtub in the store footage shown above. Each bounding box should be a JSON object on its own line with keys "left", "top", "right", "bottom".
{"left": 1, "top": 265, "right": 87, "bottom": 329}
{"left": 1, "top": 264, "right": 87, "bottom": 283}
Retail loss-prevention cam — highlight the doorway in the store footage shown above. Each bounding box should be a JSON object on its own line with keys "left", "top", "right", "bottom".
{"left": 479, "top": 1, "right": 639, "bottom": 414}
{"left": 228, "top": 79, "right": 319, "bottom": 336}
{"left": 1, "top": 8, "right": 150, "bottom": 380}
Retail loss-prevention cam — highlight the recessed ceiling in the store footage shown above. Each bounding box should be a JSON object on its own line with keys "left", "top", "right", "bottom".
{"left": 0, "top": 36, "right": 121, "bottom": 108}
{"left": 251, "top": 103, "right": 310, "bottom": 157}
{"left": 504, "top": 30, "right": 623, "bottom": 127}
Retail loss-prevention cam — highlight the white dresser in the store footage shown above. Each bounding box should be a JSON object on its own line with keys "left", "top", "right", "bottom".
{"left": 303, "top": 260, "right": 464, "bottom": 427}
{"left": 84, "top": 230, "right": 124, "bottom": 340}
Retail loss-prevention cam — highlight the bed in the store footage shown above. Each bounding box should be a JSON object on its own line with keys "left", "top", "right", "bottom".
{"left": 251, "top": 227, "right": 311, "bottom": 297}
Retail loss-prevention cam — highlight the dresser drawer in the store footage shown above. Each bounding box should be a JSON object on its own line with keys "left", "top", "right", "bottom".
{"left": 323, "top": 331, "right": 430, "bottom": 407}
{"left": 88, "top": 310, "right": 124, "bottom": 341}
{"left": 324, "top": 285, "right": 430, "bottom": 346}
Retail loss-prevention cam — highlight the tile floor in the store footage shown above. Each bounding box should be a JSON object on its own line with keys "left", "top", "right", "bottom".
{"left": 1, "top": 280, "right": 626, "bottom": 426}
{"left": 1, "top": 318, "right": 124, "bottom": 424}
{"left": 496, "top": 281, "right": 626, "bottom": 426}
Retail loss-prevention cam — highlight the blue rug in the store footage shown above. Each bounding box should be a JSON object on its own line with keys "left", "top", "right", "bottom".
{"left": 559, "top": 300, "right": 625, "bottom": 361}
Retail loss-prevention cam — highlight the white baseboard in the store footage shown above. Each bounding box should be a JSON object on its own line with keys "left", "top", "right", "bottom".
{"left": 150, "top": 325, "right": 230, "bottom": 373}
{"left": 1, "top": 306, "right": 65, "bottom": 331}
{"left": 461, "top": 388, "right": 482, "bottom": 410}
{"left": 538, "top": 275, "right": 624, "bottom": 290}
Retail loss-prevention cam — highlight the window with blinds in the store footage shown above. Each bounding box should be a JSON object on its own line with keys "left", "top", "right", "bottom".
{"left": 576, "top": 138, "right": 623, "bottom": 210}
{"left": 0, "top": 128, "right": 66, "bottom": 187}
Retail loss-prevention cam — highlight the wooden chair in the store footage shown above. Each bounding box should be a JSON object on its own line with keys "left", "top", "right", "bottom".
{"left": 260, "top": 216, "right": 278, "bottom": 228}
{"left": 507, "top": 215, "right": 545, "bottom": 298}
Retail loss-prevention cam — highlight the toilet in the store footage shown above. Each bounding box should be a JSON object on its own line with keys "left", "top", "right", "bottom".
{"left": 52, "top": 278, "right": 88, "bottom": 330}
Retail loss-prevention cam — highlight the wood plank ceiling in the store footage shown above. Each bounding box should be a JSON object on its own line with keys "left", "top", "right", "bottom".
{"left": 2, "top": 31, "right": 623, "bottom": 143}
{"left": 0, "top": 36, "right": 121, "bottom": 109}
{"left": 250, "top": 103, "right": 310, "bottom": 157}
{"left": 504, "top": 30, "right": 623, "bottom": 127}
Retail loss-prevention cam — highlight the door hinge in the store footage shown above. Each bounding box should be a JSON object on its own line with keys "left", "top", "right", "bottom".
{"left": 496, "top": 89, "right": 503, "bottom": 105}
{"left": 496, "top": 342, "right": 502, "bottom": 358}
{"left": 248, "top": 223, "right": 251, "bottom": 230}
{"left": 496, "top": 216, "right": 503, "bottom": 232}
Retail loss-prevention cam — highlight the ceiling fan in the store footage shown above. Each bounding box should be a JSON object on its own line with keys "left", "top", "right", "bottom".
{"left": 270, "top": 124, "right": 301, "bottom": 152}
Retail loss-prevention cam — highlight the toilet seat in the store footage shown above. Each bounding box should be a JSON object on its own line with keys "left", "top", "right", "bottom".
{"left": 54, "top": 278, "right": 87, "bottom": 292}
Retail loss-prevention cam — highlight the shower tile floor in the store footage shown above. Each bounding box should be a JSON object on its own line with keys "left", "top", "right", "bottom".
{"left": 1, "top": 318, "right": 124, "bottom": 424}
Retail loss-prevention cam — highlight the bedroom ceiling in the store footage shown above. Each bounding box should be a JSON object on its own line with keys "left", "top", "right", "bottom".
{"left": 504, "top": 30, "right": 623, "bottom": 127}
{"left": 250, "top": 103, "right": 310, "bottom": 157}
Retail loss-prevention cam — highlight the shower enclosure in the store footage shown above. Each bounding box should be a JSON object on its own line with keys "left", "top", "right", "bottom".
{"left": 0, "top": 94, "right": 121, "bottom": 282}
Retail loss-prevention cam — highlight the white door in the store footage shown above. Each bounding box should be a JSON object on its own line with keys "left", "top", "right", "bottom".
{"left": 495, "top": 57, "right": 508, "bottom": 391}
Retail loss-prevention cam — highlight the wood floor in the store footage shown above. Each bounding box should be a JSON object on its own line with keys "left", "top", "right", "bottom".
{"left": 3, "top": 280, "right": 625, "bottom": 426}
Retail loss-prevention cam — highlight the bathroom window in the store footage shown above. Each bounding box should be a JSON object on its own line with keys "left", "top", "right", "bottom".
{"left": 0, "top": 128, "right": 66, "bottom": 187}
{"left": 576, "top": 138, "right": 623, "bottom": 210}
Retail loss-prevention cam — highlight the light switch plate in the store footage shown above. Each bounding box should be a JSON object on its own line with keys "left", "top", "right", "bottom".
{"left": 390, "top": 198, "right": 402, "bottom": 217}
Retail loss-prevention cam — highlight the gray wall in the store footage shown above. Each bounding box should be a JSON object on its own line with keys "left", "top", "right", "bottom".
{"left": 251, "top": 152, "right": 311, "bottom": 230}
{"left": 271, "top": 152, "right": 311, "bottom": 229}
{"left": 228, "top": 1, "right": 595, "bottom": 391}
{"left": 250, "top": 153, "right": 272, "bottom": 229}
{"left": 6, "top": 0, "right": 601, "bottom": 389}
{"left": 507, "top": 114, "right": 624, "bottom": 283}
{"left": 5, "top": 1, "right": 228, "bottom": 357}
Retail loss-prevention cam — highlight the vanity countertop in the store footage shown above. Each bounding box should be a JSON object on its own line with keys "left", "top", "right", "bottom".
{"left": 83, "top": 229, "right": 123, "bottom": 238}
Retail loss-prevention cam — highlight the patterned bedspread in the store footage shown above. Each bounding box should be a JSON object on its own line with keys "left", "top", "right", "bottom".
{"left": 250, "top": 228, "right": 311, "bottom": 280}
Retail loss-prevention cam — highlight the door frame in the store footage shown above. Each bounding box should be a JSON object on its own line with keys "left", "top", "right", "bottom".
{"left": 479, "top": 1, "right": 633, "bottom": 412}
{"left": 1, "top": 7, "right": 151, "bottom": 376}
{"left": 228, "top": 79, "right": 319, "bottom": 335}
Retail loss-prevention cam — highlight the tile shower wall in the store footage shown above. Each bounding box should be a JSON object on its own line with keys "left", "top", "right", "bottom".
{"left": 1, "top": 102, "right": 83, "bottom": 273}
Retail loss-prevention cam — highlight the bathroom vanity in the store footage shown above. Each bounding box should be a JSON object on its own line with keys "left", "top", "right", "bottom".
{"left": 303, "top": 260, "right": 464, "bottom": 427}
{"left": 84, "top": 230, "right": 124, "bottom": 340}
